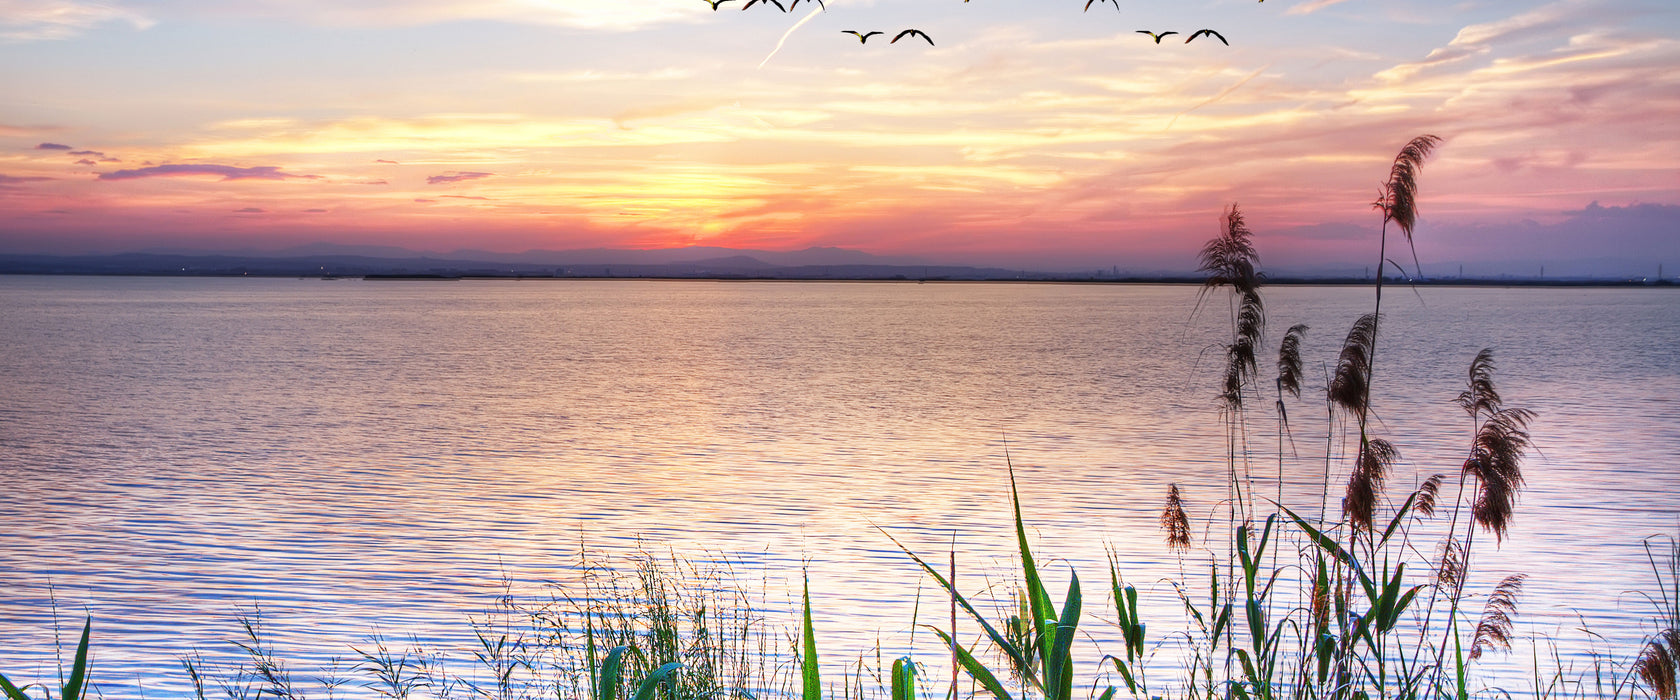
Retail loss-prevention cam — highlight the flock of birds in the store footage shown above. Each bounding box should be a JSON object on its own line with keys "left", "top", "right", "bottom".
{"left": 699, "top": 0, "right": 1232, "bottom": 48}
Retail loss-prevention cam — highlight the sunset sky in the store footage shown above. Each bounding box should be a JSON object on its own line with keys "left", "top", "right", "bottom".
{"left": 2, "top": 0, "right": 1677, "bottom": 272}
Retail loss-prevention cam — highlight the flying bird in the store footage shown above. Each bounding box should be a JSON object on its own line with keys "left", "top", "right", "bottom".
{"left": 1084, "top": 0, "right": 1119, "bottom": 12}
{"left": 892, "top": 29, "right": 934, "bottom": 46}
{"left": 788, "top": 0, "right": 824, "bottom": 8}
{"left": 742, "top": 0, "right": 785, "bottom": 10}
{"left": 1185, "top": 29, "right": 1228, "bottom": 45}
{"left": 1136, "top": 30, "right": 1178, "bottom": 43}
{"left": 842, "top": 30, "right": 884, "bottom": 43}
{"left": 700, "top": 0, "right": 735, "bottom": 9}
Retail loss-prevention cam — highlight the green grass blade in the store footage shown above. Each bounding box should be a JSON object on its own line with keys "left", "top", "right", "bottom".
{"left": 0, "top": 673, "right": 31, "bottom": 700}
{"left": 802, "top": 573, "right": 820, "bottom": 700}
{"left": 1380, "top": 492, "right": 1420, "bottom": 547}
{"left": 1047, "top": 571, "right": 1082, "bottom": 700}
{"left": 1008, "top": 467, "right": 1054, "bottom": 675}
{"left": 62, "top": 617, "right": 91, "bottom": 700}
{"left": 878, "top": 526, "right": 1042, "bottom": 690}
{"left": 1280, "top": 504, "right": 1374, "bottom": 593}
{"left": 1103, "top": 655, "right": 1138, "bottom": 694}
{"left": 891, "top": 657, "right": 916, "bottom": 700}
{"left": 1098, "top": 686, "right": 1117, "bottom": 700}
{"left": 631, "top": 662, "right": 682, "bottom": 700}
{"left": 598, "top": 645, "right": 629, "bottom": 700}
{"left": 929, "top": 626, "right": 1016, "bottom": 700}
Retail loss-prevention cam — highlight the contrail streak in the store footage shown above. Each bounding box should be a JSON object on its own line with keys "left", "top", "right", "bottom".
{"left": 1166, "top": 65, "right": 1267, "bottom": 131}
{"left": 759, "top": 4, "right": 825, "bottom": 68}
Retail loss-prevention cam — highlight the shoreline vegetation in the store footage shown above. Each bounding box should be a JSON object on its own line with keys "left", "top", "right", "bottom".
{"left": 6, "top": 137, "right": 1679, "bottom": 700}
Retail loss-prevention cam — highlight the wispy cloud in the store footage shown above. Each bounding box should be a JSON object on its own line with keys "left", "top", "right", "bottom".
{"left": 221, "top": 0, "right": 699, "bottom": 32}
{"left": 427, "top": 171, "right": 493, "bottom": 185}
{"left": 35, "top": 142, "right": 72, "bottom": 150}
{"left": 0, "top": 174, "right": 55, "bottom": 184}
{"left": 0, "top": 0, "right": 153, "bottom": 40}
{"left": 612, "top": 99, "right": 734, "bottom": 129}
{"left": 233, "top": 207, "right": 265, "bottom": 213}
{"left": 97, "top": 164, "right": 321, "bottom": 181}
{"left": 1375, "top": 0, "right": 1597, "bottom": 82}
{"left": 1286, "top": 0, "right": 1353, "bottom": 16}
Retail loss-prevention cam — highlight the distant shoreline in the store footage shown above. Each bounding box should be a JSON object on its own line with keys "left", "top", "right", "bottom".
{"left": 2, "top": 271, "right": 1672, "bottom": 288}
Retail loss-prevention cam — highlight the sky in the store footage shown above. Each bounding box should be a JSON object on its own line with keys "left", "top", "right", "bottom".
{"left": 1, "top": 0, "right": 1677, "bottom": 274}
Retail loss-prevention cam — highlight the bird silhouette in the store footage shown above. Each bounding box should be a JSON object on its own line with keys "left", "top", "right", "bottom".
{"left": 700, "top": 0, "right": 735, "bottom": 9}
{"left": 741, "top": 0, "right": 785, "bottom": 10}
{"left": 892, "top": 29, "right": 934, "bottom": 46}
{"left": 842, "top": 30, "right": 884, "bottom": 43}
{"left": 1185, "top": 29, "right": 1228, "bottom": 45}
{"left": 1136, "top": 30, "right": 1178, "bottom": 43}
{"left": 789, "top": 0, "right": 824, "bottom": 9}
{"left": 1084, "top": 0, "right": 1119, "bottom": 12}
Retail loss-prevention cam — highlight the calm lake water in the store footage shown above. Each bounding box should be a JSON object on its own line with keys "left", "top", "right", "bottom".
{"left": 2, "top": 276, "right": 1677, "bottom": 697}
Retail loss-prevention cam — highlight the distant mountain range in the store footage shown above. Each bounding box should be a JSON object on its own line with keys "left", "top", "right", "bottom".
{"left": 0, "top": 245, "right": 1044, "bottom": 281}
{"left": 133, "top": 244, "right": 937, "bottom": 269}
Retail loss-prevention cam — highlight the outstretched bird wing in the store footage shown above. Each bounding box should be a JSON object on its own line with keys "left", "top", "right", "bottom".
{"left": 1187, "top": 29, "right": 1228, "bottom": 45}
{"left": 892, "top": 29, "right": 934, "bottom": 46}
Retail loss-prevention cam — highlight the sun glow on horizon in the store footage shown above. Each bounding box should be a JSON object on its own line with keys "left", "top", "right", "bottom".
{"left": 0, "top": 0, "right": 1676, "bottom": 269}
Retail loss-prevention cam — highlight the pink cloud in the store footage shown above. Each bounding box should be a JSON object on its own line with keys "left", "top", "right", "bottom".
{"left": 427, "top": 171, "right": 492, "bottom": 185}
{"left": 98, "top": 164, "right": 321, "bottom": 182}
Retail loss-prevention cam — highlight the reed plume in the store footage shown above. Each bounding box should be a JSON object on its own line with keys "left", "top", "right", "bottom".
{"left": 1373, "top": 134, "right": 1443, "bottom": 257}
{"left": 1435, "top": 536, "right": 1465, "bottom": 591}
{"left": 1222, "top": 291, "right": 1265, "bottom": 411}
{"left": 1362, "top": 135, "right": 1441, "bottom": 427}
{"left": 1455, "top": 348, "right": 1501, "bottom": 419}
{"left": 1161, "top": 484, "right": 1192, "bottom": 551}
{"left": 1462, "top": 407, "right": 1535, "bottom": 541}
{"left": 1199, "top": 205, "right": 1265, "bottom": 413}
{"left": 1276, "top": 324, "right": 1308, "bottom": 400}
{"left": 1197, "top": 205, "right": 1262, "bottom": 295}
{"left": 1414, "top": 473, "right": 1445, "bottom": 517}
{"left": 1468, "top": 574, "right": 1526, "bottom": 661}
{"left": 1328, "top": 314, "right": 1378, "bottom": 422}
{"left": 1342, "top": 437, "right": 1399, "bottom": 531}
{"left": 1638, "top": 628, "right": 1680, "bottom": 700}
